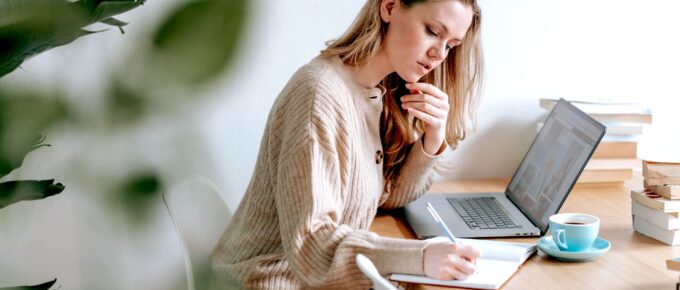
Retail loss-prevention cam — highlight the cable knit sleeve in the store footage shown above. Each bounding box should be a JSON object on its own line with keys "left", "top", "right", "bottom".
{"left": 379, "top": 138, "right": 446, "bottom": 210}
{"left": 273, "top": 88, "right": 429, "bottom": 288}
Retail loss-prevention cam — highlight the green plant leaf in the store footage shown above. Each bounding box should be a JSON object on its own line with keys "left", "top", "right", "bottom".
{"left": 0, "top": 278, "right": 57, "bottom": 290}
{"left": 0, "top": 179, "right": 64, "bottom": 209}
{"left": 87, "top": 0, "right": 146, "bottom": 25}
{"left": 0, "top": 135, "right": 49, "bottom": 178}
{"left": 0, "top": 0, "right": 145, "bottom": 77}
{"left": 0, "top": 0, "right": 91, "bottom": 77}
{"left": 0, "top": 94, "right": 68, "bottom": 178}
{"left": 100, "top": 17, "right": 128, "bottom": 27}
{"left": 149, "top": 0, "right": 247, "bottom": 85}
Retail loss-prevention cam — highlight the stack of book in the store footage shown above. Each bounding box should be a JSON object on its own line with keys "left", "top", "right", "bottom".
{"left": 631, "top": 160, "right": 680, "bottom": 245}
{"left": 643, "top": 161, "right": 680, "bottom": 197}
{"left": 539, "top": 98, "right": 652, "bottom": 186}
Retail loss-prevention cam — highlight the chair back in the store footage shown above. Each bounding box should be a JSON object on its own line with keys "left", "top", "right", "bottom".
{"left": 355, "top": 254, "right": 398, "bottom": 290}
{"left": 163, "top": 177, "right": 231, "bottom": 290}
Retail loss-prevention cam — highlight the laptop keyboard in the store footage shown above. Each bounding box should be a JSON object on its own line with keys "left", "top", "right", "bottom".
{"left": 446, "top": 197, "right": 521, "bottom": 230}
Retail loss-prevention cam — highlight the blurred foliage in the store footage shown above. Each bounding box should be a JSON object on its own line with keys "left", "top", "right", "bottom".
{"left": 0, "top": 94, "right": 69, "bottom": 176}
{"left": 0, "top": 0, "right": 248, "bottom": 221}
{"left": 0, "top": 278, "right": 57, "bottom": 290}
{"left": 148, "top": 0, "right": 246, "bottom": 85}
{"left": 0, "top": 134, "right": 49, "bottom": 178}
{"left": 0, "top": 0, "right": 146, "bottom": 288}
{"left": 103, "top": 0, "right": 247, "bottom": 124}
{"left": 0, "top": 179, "right": 64, "bottom": 209}
{"left": 106, "top": 79, "right": 148, "bottom": 125}
{"left": 112, "top": 172, "right": 161, "bottom": 224}
{"left": 0, "top": 0, "right": 248, "bottom": 287}
{"left": 0, "top": 93, "right": 67, "bottom": 208}
{"left": 0, "top": 0, "right": 146, "bottom": 77}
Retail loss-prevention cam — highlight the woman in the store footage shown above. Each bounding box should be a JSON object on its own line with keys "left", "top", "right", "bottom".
{"left": 212, "top": 0, "right": 484, "bottom": 288}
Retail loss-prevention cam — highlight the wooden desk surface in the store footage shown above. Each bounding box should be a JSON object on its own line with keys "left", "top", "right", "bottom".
{"left": 369, "top": 178, "right": 680, "bottom": 289}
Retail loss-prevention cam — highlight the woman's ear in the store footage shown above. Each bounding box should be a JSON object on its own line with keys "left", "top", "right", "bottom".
{"left": 380, "top": 0, "right": 397, "bottom": 23}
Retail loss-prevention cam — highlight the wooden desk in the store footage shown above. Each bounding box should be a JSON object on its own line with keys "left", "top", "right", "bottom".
{"left": 370, "top": 178, "right": 680, "bottom": 289}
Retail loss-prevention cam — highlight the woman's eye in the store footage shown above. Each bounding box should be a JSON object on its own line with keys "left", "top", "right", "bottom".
{"left": 426, "top": 27, "right": 437, "bottom": 37}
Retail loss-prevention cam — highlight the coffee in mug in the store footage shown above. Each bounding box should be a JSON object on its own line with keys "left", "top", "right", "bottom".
{"left": 549, "top": 213, "right": 599, "bottom": 252}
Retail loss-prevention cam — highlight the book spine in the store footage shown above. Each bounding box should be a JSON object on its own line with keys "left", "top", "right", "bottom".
{"left": 578, "top": 169, "right": 632, "bottom": 183}
{"left": 633, "top": 216, "right": 680, "bottom": 245}
{"left": 643, "top": 160, "right": 680, "bottom": 186}
{"left": 630, "top": 190, "right": 664, "bottom": 211}
{"left": 632, "top": 200, "right": 680, "bottom": 230}
{"left": 646, "top": 177, "right": 680, "bottom": 187}
{"left": 646, "top": 183, "right": 680, "bottom": 200}
{"left": 601, "top": 122, "right": 644, "bottom": 136}
{"left": 590, "top": 113, "right": 652, "bottom": 124}
{"left": 592, "top": 141, "right": 637, "bottom": 159}
{"left": 630, "top": 190, "right": 680, "bottom": 213}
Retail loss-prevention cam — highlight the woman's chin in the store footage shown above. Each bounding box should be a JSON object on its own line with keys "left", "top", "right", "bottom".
{"left": 395, "top": 71, "right": 423, "bottom": 83}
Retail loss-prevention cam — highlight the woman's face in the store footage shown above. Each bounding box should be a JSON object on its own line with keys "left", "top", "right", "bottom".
{"left": 381, "top": 0, "right": 473, "bottom": 83}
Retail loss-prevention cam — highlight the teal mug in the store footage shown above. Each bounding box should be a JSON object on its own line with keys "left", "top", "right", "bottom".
{"left": 549, "top": 213, "right": 600, "bottom": 252}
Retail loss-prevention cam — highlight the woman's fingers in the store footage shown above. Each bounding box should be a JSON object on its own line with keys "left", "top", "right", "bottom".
{"left": 400, "top": 82, "right": 450, "bottom": 123}
{"left": 424, "top": 242, "right": 480, "bottom": 281}
{"left": 406, "top": 82, "right": 447, "bottom": 100}
{"left": 401, "top": 82, "right": 450, "bottom": 154}
{"left": 456, "top": 243, "right": 482, "bottom": 261}
{"left": 403, "top": 101, "right": 446, "bottom": 118}
{"left": 401, "top": 93, "right": 448, "bottom": 111}
{"left": 450, "top": 255, "right": 476, "bottom": 275}
{"left": 407, "top": 108, "right": 444, "bottom": 129}
{"left": 439, "top": 257, "right": 474, "bottom": 280}
{"left": 431, "top": 263, "right": 470, "bottom": 280}
{"left": 400, "top": 93, "right": 429, "bottom": 103}
{"left": 447, "top": 267, "right": 470, "bottom": 280}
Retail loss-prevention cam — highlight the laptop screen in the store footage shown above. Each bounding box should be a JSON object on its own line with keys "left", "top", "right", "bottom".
{"left": 506, "top": 99, "right": 606, "bottom": 233}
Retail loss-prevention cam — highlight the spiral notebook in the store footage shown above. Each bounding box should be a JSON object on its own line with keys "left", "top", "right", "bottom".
{"left": 390, "top": 237, "right": 536, "bottom": 290}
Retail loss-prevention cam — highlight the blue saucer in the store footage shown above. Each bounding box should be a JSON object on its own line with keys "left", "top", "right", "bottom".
{"left": 538, "top": 236, "right": 610, "bottom": 261}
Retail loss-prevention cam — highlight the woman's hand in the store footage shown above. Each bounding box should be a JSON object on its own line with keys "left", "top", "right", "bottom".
{"left": 400, "top": 82, "right": 450, "bottom": 155}
{"left": 423, "top": 242, "right": 481, "bottom": 280}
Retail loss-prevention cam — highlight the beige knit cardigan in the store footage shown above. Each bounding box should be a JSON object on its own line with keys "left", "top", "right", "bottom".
{"left": 211, "top": 56, "right": 443, "bottom": 289}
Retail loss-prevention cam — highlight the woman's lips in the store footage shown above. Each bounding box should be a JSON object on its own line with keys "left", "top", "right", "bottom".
{"left": 417, "top": 62, "right": 431, "bottom": 74}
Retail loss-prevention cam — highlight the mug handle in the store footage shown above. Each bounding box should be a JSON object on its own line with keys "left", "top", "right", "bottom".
{"left": 554, "top": 229, "right": 568, "bottom": 250}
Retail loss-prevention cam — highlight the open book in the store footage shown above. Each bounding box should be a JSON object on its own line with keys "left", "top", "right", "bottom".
{"left": 390, "top": 237, "right": 536, "bottom": 290}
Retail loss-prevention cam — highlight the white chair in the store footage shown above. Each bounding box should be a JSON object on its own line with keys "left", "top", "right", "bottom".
{"left": 162, "top": 177, "right": 232, "bottom": 290}
{"left": 355, "top": 254, "right": 399, "bottom": 290}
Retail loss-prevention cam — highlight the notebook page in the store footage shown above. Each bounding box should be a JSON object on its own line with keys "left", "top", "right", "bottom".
{"left": 426, "top": 237, "right": 536, "bottom": 263}
{"left": 390, "top": 259, "right": 519, "bottom": 290}
{"left": 459, "top": 238, "right": 536, "bottom": 263}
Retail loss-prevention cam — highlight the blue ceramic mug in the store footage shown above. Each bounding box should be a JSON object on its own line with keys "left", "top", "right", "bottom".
{"left": 549, "top": 213, "right": 600, "bottom": 252}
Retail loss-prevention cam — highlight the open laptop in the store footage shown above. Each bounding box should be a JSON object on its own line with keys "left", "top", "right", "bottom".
{"left": 404, "top": 98, "right": 606, "bottom": 238}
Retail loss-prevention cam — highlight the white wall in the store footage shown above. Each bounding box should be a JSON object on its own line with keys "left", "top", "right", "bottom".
{"left": 450, "top": 0, "right": 680, "bottom": 179}
{"left": 1, "top": 0, "right": 679, "bottom": 289}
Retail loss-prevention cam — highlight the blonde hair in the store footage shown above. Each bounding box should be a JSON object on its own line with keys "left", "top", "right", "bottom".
{"left": 320, "top": 0, "right": 484, "bottom": 183}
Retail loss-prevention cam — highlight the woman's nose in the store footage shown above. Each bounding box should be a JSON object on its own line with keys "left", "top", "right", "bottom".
{"left": 428, "top": 44, "right": 447, "bottom": 61}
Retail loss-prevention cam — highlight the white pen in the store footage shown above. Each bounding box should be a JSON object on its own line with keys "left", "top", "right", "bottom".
{"left": 426, "top": 202, "right": 458, "bottom": 243}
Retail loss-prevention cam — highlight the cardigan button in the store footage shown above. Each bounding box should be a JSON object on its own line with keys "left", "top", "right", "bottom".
{"left": 375, "top": 150, "right": 383, "bottom": 164}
